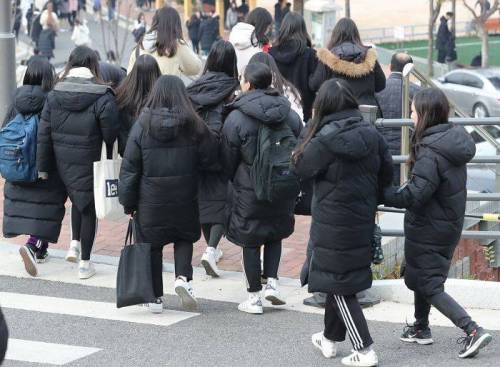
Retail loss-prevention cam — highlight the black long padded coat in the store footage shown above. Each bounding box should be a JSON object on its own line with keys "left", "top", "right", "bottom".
{"left": 187, "top": 71, "right": 239, "bottom": 225}
{"left": 37, "top": 74, "right": 120, "bottom": 212}
{"left": 118, "top": 108, "right": 218, "bottom": 246}
{"left": 221, "top": 89, "right": 302, "bottom": 247}
{"left": 384, "top": 124, "right": 475, "bottom": 297}
{"left": 269, "top": 41, "right": 317, "bottom": 122}
{"left": 310, "top": 42, "right": 386, "bottom": 109}
{"left": 292, "top": 109, "right": 393, "bottom": 295}
{"left": 2, "top": 85, "right": 67, "bottom": 243}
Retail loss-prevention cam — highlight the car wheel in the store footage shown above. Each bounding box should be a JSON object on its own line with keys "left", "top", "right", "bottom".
{"left": 473, "top": 103, "right": 489, "bottom": 118}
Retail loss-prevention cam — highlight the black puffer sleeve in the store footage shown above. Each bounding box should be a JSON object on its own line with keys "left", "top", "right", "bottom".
{"left": 97, "top": 91, "right": 120, "bottom": 147}
{"left": 373, "top": 61, "right": 386, "bottom": 93}
{"left": 221, "top": 111, "right": 242, "bottom": 180}
{"left": 118, "top": 122, "right": 143, "bottom": 210}
{"left": 197, "top": 122, "right": 219, "bottom": 170}
{"left": 37, "top": 99, "right": 55, "bottom": 173}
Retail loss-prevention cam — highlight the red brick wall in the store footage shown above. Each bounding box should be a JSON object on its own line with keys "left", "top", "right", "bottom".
{"left": 452, "top": 225, "right": 500, "bottom": 281}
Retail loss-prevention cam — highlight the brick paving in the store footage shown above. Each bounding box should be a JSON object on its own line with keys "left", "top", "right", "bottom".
{"left": 0, "top": 180, "right": 311, "bottom": 278}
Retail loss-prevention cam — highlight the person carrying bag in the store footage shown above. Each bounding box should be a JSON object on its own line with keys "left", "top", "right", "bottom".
{"left": 116, "top": 218, "right": 156, "bottom": 308}
{"left": 94, "top": 142, "right": 123, "bottom": 221}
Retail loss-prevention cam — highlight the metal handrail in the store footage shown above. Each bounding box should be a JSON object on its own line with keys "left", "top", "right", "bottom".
{"left": 392, "top": 155, "right": 500, "bottom": 164}
{"left": 376, "top": 117, "right": 500, "bottom": 127}
{"left": 381, "top": 229, "right": 500, "bottom": 240}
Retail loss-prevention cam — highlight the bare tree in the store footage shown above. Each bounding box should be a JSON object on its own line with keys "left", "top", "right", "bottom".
{"left": 345, "top": 0, "right": 351, "bottom": 18}
{"left": 99, "top": 0, "right": 134, "bottom": 66}
{"left": 463, "top": 0, "right": 500, "bottom": 67}
{"left": 428, "top": 0, "right": 444, "bottom": 77}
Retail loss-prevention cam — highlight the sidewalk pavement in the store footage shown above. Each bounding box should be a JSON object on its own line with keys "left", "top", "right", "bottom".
{"left": 0, "top": 180, "right": 310, "bottom": 278}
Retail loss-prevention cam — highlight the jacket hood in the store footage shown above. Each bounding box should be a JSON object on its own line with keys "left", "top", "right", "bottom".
{"left": 420, "top": 124, "right": 476, "bottom": 166}
{"left": 140, "top": 107, "right": 186, "bottom": 142}
{"left": 229, "top": 22, "right": 256, "bottom": 51}
{"left": 228, "top": 89, "right": 291, "bottom": 126}
{"left": 317, "top": 43, "right": 377, "bottom": 78}
{"left": 318, "top": 109, "right": 377, "bottom": 160}
{"left": 187, "top": 72, "right": 239, "bottom": 110}
{"left": 269, "top": 40, "right": 304, "bottom": 64}
{"left": 14, "top": 85, "right": 47, "bottom": 115}
{"left": 53, "top": 67, "right": 111, "bottom": 112}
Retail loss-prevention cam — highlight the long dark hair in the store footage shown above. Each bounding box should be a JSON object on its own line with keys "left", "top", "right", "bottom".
{"left": 292, "top": 79, "right": 358, "bottom": 163}
{"left": 274, "top": 12, "right": 311, "bottom": 53}
{"left": 327, "top": 18, "right": 366, "bottom": 50}
{"left": 144, "top": 75, "right": 204, "bottom": 136}
{"left": 146, "top": 7, "right": 184, "bottom": 57}
{"left": 23, "top": 56, "right": 56, "bottom": 91}
{"left": 203, "top": 40, "right": 238, "bottom": 78}
{"left": 248, "top": 52, "right": 300, "bottom": 104}
{"left": 409, "top": 88, "right": 450, "bottom": 167}
{"left": 59, "top": 46, "right": 104, "bottom": 83}
{"left": 116, "top": 54, "right": 161, "bottom": 118}
{"left": 246, "top": 7, "right": 273, "bottom": 47}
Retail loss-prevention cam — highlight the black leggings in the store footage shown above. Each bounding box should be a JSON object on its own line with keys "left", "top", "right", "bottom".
{"left": 201, "top": 223, "right": 225, "bottom": 249}
{"left": 242, "top": 241, "right": 281, "bottom": 292}
{"left": 71, "top": 205, "right": 97, "bottom": 261}
{"left": 414, "top": 291, "right": 477, "bottom": 334}
{"left": 150, "top": 241, "right": 193, "bottom": 298}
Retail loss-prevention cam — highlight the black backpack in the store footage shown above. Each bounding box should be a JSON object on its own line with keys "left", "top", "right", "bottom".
{"left": 251, "top": 122, "right": 300, "bottom": 202}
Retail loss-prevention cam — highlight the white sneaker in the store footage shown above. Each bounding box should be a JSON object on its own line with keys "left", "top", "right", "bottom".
{"left": 66, "top": 240, "right": 81, "bottom": 263}
{"left": 341, "top": 349, "right": 378, "bottom": 367}
{"left": 311, "top": 332, "right": 337, "bottom": 358}
{"left": 264, "top": 278, "right": 286, "bottom": 305}
{"left": 174, "top": 276, "right": 197, "bottom": 310}
{"left": 214, "top": 248, "right": 223, "bottom": 263}
{"left": 78, "top": 260, "right": 96, "bottom": 280}
{"left": 201, "top": 247, "right": 220, "bottom": 277}
{"left": 148, "top": 298, "right": 163, "bottom": 314}
{"left": 238, "top": 292, "right": 263, "bottom": 314}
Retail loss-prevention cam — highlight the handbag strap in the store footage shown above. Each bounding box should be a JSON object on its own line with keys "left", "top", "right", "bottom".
{"left": 124, "top": 219, "right": 134, "bottom": 247}
{"left": 100, "top": 141, "right": 119, "bottom": 161}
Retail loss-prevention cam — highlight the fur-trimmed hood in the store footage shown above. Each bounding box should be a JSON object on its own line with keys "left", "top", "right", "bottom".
{"left": 317, "top": 44, "right": 378, "bottom": 78}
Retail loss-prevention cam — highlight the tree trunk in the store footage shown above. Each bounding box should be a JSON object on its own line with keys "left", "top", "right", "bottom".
{"left": 293, "top": 0, "right": 304, "bottom": 14}
{"left": 428, "top": 0, "right": 435, "bottom": 77}
{"left": 345, "top": 0, "right": 351, "bottom": 18}
{"left": 480, "top": 25, "right": 489, "bottom": 67}
{"left": 451, "top": 0, "right": 456, "bottom": 36}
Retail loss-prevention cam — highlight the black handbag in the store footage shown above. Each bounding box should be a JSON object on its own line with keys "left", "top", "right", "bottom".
{"left": 116, "top": 218, "right": 156, "bottom": 308}
{"left": 294, "top": 178, "right": 313, "bottom": 216}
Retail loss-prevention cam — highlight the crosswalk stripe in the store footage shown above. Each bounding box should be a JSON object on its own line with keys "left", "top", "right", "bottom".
{"left": 0, "top": 292, "right": 199, "bottom": 327}
{"left": 5, "top": 338, "right": 101, "bottom": 365}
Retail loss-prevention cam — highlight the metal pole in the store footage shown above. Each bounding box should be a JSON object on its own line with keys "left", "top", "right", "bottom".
{"left": 0, "top": 0, "right": 16, "bottom": 123}
{"left": 400, "top": 63, "right": 413, "bottom": 184}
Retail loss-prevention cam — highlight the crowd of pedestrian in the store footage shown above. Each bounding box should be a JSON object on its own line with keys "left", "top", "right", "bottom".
{"left": 0, "top": 3, "right": 495, "bottom": 367}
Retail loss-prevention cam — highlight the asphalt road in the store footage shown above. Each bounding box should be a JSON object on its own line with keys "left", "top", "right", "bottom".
{"left": 1, "top": 275, "right": 499, "bottom": 367}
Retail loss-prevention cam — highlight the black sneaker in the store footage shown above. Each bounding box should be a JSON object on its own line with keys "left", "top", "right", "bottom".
{"left": 35, "top": 248, "right": 49, "bottom": 264}
{"left": 458, "top": 327, "right": 492, "bottom": 358}
{"left": 400, "top": 323, "right": 434, "bottom": 345}
{"left": 19, "top": 245, "right": 38, "bottom": 277}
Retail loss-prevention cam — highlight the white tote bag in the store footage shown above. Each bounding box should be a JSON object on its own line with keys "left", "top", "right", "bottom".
{"left": 93, "top": 142, "right": 123, "bottom": 221}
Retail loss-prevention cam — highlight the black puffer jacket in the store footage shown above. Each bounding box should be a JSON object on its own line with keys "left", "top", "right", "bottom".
{"left": 292, "top": 110, "right": 393, "bottom": 295}
{"left": 375, "top": 72, "right": 420, "bottom": 184}
{"left": 222, "top": 89, "right": 302, "bottom": 247}
{"left": 187, "top": 72, "right": 239, "bottom": 225}
{"left": 118, "top": 108, "right": 218, "bottom": 245}
{"left": 384, "top": 124, "right": 475, "bottom": 297}
{"left": 310, "top": 42, "right": 386, "bottom": 109}
{"left": 2, "top": 86, "right": 67, "bottom": 243}
{"left": 117, "top": 108, "right": 136, "bottom": 157}
{"left": 198, "top": 16, "right": 220, "bottom": 52}
{"left": 37, "top": 70, "right": 120, "bottom": 211}
{"left": 269, "top": 41, "right": 318, "bottom": 122}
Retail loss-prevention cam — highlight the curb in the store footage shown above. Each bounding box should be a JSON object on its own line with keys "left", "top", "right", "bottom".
{"left": 371, "top": 278, "right": 500, "bottom": 310}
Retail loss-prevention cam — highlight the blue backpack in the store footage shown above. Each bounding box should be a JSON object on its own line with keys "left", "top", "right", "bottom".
{"left": 0, "top": 114, "right": 39, "bottom": 182}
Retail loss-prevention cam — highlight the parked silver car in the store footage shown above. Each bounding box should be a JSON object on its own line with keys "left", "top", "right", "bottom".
{"left": 434, "top": 68, "right": 500, "bottom": 117}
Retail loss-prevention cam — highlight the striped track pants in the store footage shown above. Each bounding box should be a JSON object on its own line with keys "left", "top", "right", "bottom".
{"left": 324, "top": 293, "right": 374, "bottom": 351}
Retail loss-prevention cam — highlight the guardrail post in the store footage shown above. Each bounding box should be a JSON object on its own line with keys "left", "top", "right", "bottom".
{"left": 400, "top": 63, "right": 414, "bottom": 184}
